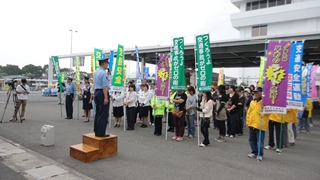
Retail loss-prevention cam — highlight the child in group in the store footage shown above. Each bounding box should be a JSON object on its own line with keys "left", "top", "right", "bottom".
{"left": 246, "top": 87, "right": 269, "bottom": 161}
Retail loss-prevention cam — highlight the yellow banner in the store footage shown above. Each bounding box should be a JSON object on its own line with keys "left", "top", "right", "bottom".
{"left": 218, "top": 68, "right": 224, "bottom": 86}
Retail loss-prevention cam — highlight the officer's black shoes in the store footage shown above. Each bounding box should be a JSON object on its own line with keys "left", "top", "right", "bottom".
{"left": 95, "top": 134, "right": 110, "bottom": 137}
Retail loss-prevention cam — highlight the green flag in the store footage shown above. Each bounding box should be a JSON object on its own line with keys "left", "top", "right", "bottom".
{"left": 196, "top": 34, "right": 213, "bottom": 92}
{"left": 111, "top": 44, "right": 124, "bottom": 91}
{"left": 52, "top": 56, "right": 62, "bottom": 90}
{"left": 170, "top": 37, "right": 186, "bottom": 91}
{"left": 94, "top": 48, "right": 103, "bottom": 71}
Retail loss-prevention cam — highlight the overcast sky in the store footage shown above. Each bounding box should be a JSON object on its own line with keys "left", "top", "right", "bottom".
{"left": 0, "top": 0, "right": 240, "bottom": 76}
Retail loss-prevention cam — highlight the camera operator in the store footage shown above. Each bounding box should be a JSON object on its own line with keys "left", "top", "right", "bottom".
{"left": 11, "top": 79, "right": 30, "bottom": 121}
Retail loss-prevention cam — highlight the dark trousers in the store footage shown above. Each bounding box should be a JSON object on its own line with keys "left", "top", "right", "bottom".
{"left": 65, "top": 94, "right": 74, "bottom": 118}
{"left": 127, "top": 107, "right": 136, "bottom": 129}
{"left": 94, "top": 90, "right": 109, "bottom": 136}
{"left": 174, "top": 112, "right": 185, "bottom": 137}
{"left": 213, "top": 115, "right": 218, "bottom": 129}
{"left": 150, "top": 107, "right": 154, "bottom": 124}
{"left": 249, "top": 127, "right": 265, "bottom": 157}
{"left": 135, "top": 105, "right": 140, "bottom": 123}
{"left": 217, "top": 120, "right": 226, "bottom": 136}
{"left": 282, "top": 122, "right": 288, "bottom": 147}
{"left": 168, "top": 112, "right": 174, "bottom": 130}
{"left": 154, "top": 116, "right": 163, "bottom": 135}
{"left": 268, "top": 120, "right": 283, "bottom": 149}
{"left": 236, "top": 113, "right": 243, "bottom": 134}
{"left": 227, "top": 113, "right": 237, "bottom": 136}
{"left": 201, "top": 118, "right": 210, "bottom": 145}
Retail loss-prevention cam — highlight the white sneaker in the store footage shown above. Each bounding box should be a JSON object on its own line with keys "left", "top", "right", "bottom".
{"left": 171, "top": 136, "right": 177, "bottom": 140}
{"left": 184, "top": 134, "right": 189, "bottom": 137}
{"left": 310, "top": 124, "right": 313, "bottom": 127}
{"left": 248, "top": 153, "right": 256, "bottom": 158}
{"left": 149, "top": 122, "right": 152, "bottom": 125}
{"left": 257, "top": 156, "right": 263, "bottom": 161}
{"left": 230, "top": 135, "right": 234, "bottom": 138}
{"left": 199, "top": 143, "right": 206, "bottom": 147}
{"left": 152, "top": 123, "right": 154, "bottom": 126}
{"left": 226, "top": 134, "right": 229, "bottom": 137}
{"left": 176, "top": 137, "right": 183, "bottom": 141}
{"left": 188, "top": 135, "right": 193, "bottom": 138}
{"left": 264, "top": 145, "right": 275, "bottom": 150}
{"left": 276, "top": 148, "right": 282, "bottom": 153}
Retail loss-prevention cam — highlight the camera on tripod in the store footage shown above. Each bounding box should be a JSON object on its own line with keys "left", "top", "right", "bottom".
{"left": 5, "top": 78, "right": 17, "bottom": 89}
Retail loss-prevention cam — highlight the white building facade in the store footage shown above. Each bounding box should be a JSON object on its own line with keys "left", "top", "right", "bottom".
{"left": 230, "top": 0, "right": 320, "bottom": 85}
{"left": 230, "top": 0, "right": 320, "bottom": 38}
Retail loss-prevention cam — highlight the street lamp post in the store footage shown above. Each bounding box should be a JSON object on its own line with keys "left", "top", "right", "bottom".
{"left": 69, "top": 29, "right": 78, "bottom": 76}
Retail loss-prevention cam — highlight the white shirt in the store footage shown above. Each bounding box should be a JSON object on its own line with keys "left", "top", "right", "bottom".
{"left": 199, "top": 99, "right": 213, "bottom": 118}
{"left": 125, "top": 91, "right": 137, "bottom": 107}
{"left": 111, "top": 92, "right": 124, "bottom": 107}
{"left": 81, "top": 86, "right": 94, "bottom": 94}
{"left": 138, "top": 91, "right": 152, "bottom": 106}
{"left": 16, "top": 84, "right": 30, "bottom": 100}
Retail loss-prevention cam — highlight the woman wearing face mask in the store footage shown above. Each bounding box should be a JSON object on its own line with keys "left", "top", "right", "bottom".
{"left": 196, "top": 92, "right": 214, "bottom": 147}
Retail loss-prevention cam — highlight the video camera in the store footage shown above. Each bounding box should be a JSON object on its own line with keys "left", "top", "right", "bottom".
{"left": 5, "top": 78, "right": 17, "bottom": 89}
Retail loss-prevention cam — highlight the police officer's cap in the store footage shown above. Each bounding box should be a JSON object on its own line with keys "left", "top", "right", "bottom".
{"left": 84, "top": 76, "right": 89, "bottom": 80}
{"left": 98, "top": 58, "right": 109, "bottom": 63}
{"left": 67, "top": 76, "right": 73, "bottom": 80}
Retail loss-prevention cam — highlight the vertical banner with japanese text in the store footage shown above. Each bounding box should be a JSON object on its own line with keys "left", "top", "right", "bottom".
{"left": 196, "top": 34, "right": 213, "bottom": 92}
{"left": 135, "top": 46, "right": 141, "bottom": 82}
{"left": 52, "top": 56, "right": 62, "bottom": 91}
{"left": 170, "top": 37, "right": 186, "bottom": 91}
{"left": 218, "top": 68, "right": 224, "bottom": 86}
{"left": 311, "top": 65, "right": 318, "bottom": 101}
{"left": 144, "top": 67, "right": 149, "bottom": 80}
{"left": 257, "top": 57, "right": 266, "bottom": 87}
{"left": 111, "top": 44, "right": 124, "bottom": 91}
{"left": 263, "top": 41, "right": 291, "bottom": 114}
{"left": 306, "top": 63, "right": 313, "bottom": 98}
{"left": 156, "top": 54, "right": 170, "bottom": 101}
{"left": 94, "top": 48, "right": 103, "bottom": 71}
{"left": 75, "top": 56, "right": 81, "bottom": 94}
{"left": 286, "top": 42, "right": 304, "bottom": 110}
{"left": 123, "top": 62, "right": 128, "bottom": 86}
{"left": 109, "top": 50, "right": 114, "bottom": 72}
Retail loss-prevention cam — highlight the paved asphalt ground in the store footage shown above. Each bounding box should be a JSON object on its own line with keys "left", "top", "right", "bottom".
{"left": 0, "top": 92, "right": 319, "bottom": 180}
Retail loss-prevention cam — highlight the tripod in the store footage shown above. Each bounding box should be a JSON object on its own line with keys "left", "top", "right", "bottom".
{"left": 0, "top": 86, "right": 22, "bottom": 123}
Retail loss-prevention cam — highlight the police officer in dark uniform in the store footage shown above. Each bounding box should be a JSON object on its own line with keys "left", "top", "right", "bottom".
{"left": 65, "top": 77, "right": 77, "bottom": 119}
{"left": 93, "top": 58, "right": 110, "bottom": 137}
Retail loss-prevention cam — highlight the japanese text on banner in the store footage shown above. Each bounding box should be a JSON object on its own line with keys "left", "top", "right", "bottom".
{"left": 94, "top": 48, "right": 103, "bottom": 71}
{"left": 75, "top": 57, "right": 81, "bottom": 93}
{"left": 311, "top": 65, "right": 318, "bottom": 101}
{"left": 286, "top": 42, "right": 304, "bottom": 110}
{"left": 156, "top": 54, "right": 170, "bottom": 101}
{"left": 263, "top": 41, "right": 291, "bottom": 114}
{"left": 111, "top": 45, "right": 124, "bottom": 91}
{"left": 258, "top": 57, "right": 266, "bottom": 87}
{"left": 52, "top": 56, "right": 63, "bottom": 91}
{"left": 196, "top": 34, "right": 212, "bottom": 92}
{"left": 170, "top": 37, "right": 186, "bottom": 91}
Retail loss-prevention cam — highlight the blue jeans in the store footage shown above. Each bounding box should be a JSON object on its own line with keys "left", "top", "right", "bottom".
{"left": 186, "top": 114, "right": 195, "bottom": 136}
{"left": 243, "top": 112, "right": 247, "bottom": 127}
{"left": 298, "top": 118, "right": 310, "bottom": 132}
{"left": 249, "top": 127, "right": 265, "bottom": 157}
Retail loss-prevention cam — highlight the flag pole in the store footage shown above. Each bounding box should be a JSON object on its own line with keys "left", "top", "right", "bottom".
{"left": 257, "top": 41, "right": 268, "bottom": 161}
{"left": 194, "top": 35, "right": 200, "bottom": 146}
{"left": 153, "top": 53, "right": 158, "bottom": 135}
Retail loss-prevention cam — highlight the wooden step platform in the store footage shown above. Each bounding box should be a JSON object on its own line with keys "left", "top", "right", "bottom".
{"left": 70, "top": 133, "right": 118, "bottom": 163}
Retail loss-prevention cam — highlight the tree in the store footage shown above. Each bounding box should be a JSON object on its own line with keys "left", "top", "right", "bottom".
{"left": 42, "top": 64, "right": 48, "bottom": 76}
{"left": 22, "top": 64, "right": 43, "bottom": 78}
{"left": 1, "top": 64, "right": 21, "bottom": 75}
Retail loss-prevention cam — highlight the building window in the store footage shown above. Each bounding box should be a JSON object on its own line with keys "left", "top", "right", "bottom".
{"left": 252, "top": 1, "right": 259, "bottom": 10}
{"left": 269, "top": 0, "right": 277, "bottom": 7}
{"left": 260, "top": 0, "right": 267, "bottom": 9}
{"left": 252, "top": 25, "right": 268, "bottom": 37}
{"left": 246, "top": 0, "right": 292, "bottom": 11}
{"left": 246, "top": 3, "right": 251, "bottom": 11}
{"left": 277, "top": 0, "right": 285, "bottom": 6}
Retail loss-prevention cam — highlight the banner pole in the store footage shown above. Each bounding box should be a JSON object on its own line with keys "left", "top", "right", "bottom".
{"left": 193, "top": 35, "right": 200, "bottom": 146}
{"left": 279, "top": 114, "right": 284, "bottom": 154}
{"left": 257, "top": 42, "right": 268, "bottom": 161}
{"left": 153, "top": 53, "right": 158, "bottom": 135}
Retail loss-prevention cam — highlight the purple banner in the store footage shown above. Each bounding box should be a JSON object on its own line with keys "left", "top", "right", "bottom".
{"left": 263, "top": 41, "right": 291, "bottom": 114}
{"left": 156, "top": 54, "right": 170, "bottom": 101}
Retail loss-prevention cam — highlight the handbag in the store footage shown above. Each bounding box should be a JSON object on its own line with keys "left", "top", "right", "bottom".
{"left": 172, "top": 109, "right": 184, "bottom": 118}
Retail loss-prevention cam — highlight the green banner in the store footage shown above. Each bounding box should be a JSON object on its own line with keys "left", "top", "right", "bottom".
{"left": 94, "top": 48, "right": 103, "bottom": 71}
{"left": 52, "top": 56, "right": 62, "bottom": 90}
{"left": 111, "top": 44, "right": 124, "bottom": 91}
{"left": 170, "top": 37, "right": 186, "bottom": 91}
{"left": 258, "top": 56, "right": 266, "bottom": 87}
{"left": 75, "top": 56, "right": 80, "bottom": 85}
{"left": 196, "top": 34, "right": 213, "bottom": 92}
